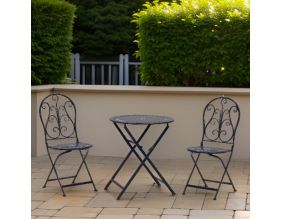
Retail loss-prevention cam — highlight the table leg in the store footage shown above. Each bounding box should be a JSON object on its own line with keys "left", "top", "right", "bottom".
{"left": 124, "top": 124, "right": 176, "bottom": 197}
{"left": 104, "top": 123, "right": 160, "bottom": 191}
{"left": 105, "top": 122, "right": 175, "bottom": 200}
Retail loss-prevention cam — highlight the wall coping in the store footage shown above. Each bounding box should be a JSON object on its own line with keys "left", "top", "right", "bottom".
{"left": 31, "top": 85, "right": 250, "bottom": 96}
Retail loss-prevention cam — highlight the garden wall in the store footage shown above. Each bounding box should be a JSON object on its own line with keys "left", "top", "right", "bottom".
{"left": 31, "top": 85, "right": 249, "bottom": 160}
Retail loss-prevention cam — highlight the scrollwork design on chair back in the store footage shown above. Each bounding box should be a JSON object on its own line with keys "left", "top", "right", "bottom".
{"left": 202, "top": 97, "right": 240, "bottom": 145}
{"left": 39, "top": 93, "right": 78, "bottom": 145}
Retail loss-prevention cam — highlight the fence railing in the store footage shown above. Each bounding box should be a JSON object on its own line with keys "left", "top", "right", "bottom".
{"left": 71, "top": 53, "right": 141, "bottom": 85}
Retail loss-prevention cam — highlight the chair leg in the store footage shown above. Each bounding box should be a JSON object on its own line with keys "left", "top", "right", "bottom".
{"left": 210, "top": 153, "right": 235, "bottom": 200}
{"left": 190, "top": 153, "right": 208, "bottom": 187}
{"left": 72, "top": 150, "right": 86, "bottom": 183}
{"left": 183, "top": 153, "right": 208, "bottom": 195}
{"left": 214, "top": 155, "right": 236, "bottom": 192}
{"left": 78, "top": 150, "right": 98, "bottom": 191}
{"left": 183, "top": 153, "right": 199, "bottom": 195}
{"left": 44, "top": 150, "right": 71, "bottom": 196}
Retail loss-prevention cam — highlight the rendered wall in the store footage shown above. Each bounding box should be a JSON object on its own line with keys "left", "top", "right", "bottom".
{"left": 31, "top": 85, "right": 250, "bottom": 160}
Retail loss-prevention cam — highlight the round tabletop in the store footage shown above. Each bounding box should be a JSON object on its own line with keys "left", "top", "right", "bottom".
{"left": 110, "top": 115, "right": 174, "bottom": 125}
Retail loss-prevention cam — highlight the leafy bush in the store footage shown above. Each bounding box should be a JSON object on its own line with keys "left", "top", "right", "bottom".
{"left": 133, "top": 0, "right": 250, "bottom": 87}
{"left": 31, "top": 0, "right": 76, "bottom": 85}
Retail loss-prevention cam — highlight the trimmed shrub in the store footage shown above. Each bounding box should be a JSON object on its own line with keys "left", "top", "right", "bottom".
{"left": 31, "top": 0, "right": 76, "bottom": 85}
{"left": 133, "top": 0, "right": 250, "bottom": 87}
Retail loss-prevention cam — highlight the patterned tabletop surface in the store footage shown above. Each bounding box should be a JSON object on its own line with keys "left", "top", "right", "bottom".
{"left": 110, "top": 115, "right": 174, "bottom": 125}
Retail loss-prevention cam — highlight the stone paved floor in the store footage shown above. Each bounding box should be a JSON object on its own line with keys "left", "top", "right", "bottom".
{"left": 31, "top": 153, "right": 250, "bottom": 219}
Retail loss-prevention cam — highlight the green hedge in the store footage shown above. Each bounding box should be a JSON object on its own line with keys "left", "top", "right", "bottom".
{"left": 133, "top": 0, "right": 250, "bottom": 87}
{"left": 31, "top": 0, "right": 76, "bottom": 85}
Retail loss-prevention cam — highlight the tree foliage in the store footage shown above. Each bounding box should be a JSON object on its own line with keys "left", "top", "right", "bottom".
{"left": 67, "top": 0, "right": 174, "bottom": 57}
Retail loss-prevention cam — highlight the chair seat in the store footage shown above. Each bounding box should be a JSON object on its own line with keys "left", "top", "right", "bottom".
{"left": 187, "top": 146, "right": 231, "bottom": 154}
{"left": 49, "top": 142, "right": 92, "bottom": 151}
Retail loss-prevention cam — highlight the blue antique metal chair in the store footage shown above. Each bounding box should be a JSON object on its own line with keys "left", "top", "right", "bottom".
{"left": 39, "top": 93, "right": 97, "bottom": 196}
{"left": 182, "top": 96, "right": 240, "bottom": 199}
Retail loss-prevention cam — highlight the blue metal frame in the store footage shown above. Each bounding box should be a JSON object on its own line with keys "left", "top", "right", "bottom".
{"left": 182, "top": 96, "right": 240, "bottom": 200}
{"left": 104, "top": 115, "right": 176, "bottom": 200}
{"left": 39, "top": 93, "right": 97, "bottom": 196}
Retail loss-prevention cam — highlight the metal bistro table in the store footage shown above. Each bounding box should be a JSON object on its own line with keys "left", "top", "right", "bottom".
{"left": 104, "top": 115, "right": 176, "bottom": 200}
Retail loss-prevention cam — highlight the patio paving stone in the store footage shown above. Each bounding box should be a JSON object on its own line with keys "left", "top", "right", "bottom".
{"left": 34, "top": 217, "right": 51, "bottom": 219}
{"left": 160, "top": 215, "right": 188, "bottom": 219}
{"left": 188, "top": 210, "right": 234, "bottom": 219}
{"left": 38, "top": 187, "right": 61, "bottom": 193}
{"left": 51, "top": 217, "right": 90, "bottom": 219}
{"left": 32, "top": 208, "right": 58, "bottom": 216}
{"left": 127, "top": 193, "right": 175, "bottom": 208}
{"left": 171, "top": 175, "right": 200, "bottom": 185}
{"left": 137, "top": 208, "right": 163, "bottom": 215}
{"left": 235, "top": 185, "right": 250, "bottom": 193}
{"left": 133, "top": 215, "right": 160, "bottom": 219}
{"left": 202, "top": 198, "right": 227, "bottom": 210}
{"left": 86, "top": 192, "right": 134, "bottom": 208}
{"left": 31, "top": 155, "right": 250, "bottom": 219}
{"left": 149, "top": 184, "right": 183, "bottom": 194}
{"left": 234, "top": 210, "right": 250, "bottom": 219}
{"left": 32, "top": 172, "right": 49, "bottom": 179}
{"left": 226, "top": 198, "right": 246, "bottom": 210}
{"left": 190, "top": 210, "right": 234, "bottom": 216}
{"left": 204, "top": 191, "right": 229, "bottom": 199}
{"left": 188, "top": 215, "right": 232, "bottom": 219}
{"left": 228, "top": 192, "right": 247, "bottom": 199}
{"left": 102, "top": 182, "right": 153, "bottom": 193}
{"left": 127, "top": 197, "right": 174, "bottom": 209}
{"left": 173, "top": 194, "right": 205, "bottom": 209}
{"left": 95, "top": 215, "right": 133, "bottom": 219}
{"left": 32, "top": 192, "right": 57, "bottom": 201}
{"left": 32, "top": 201, "right": 44, "bottom": 210}
{"left": 39, "top": 195, "right": 93, "bottom": 210}
{"left": 62, "top": 189, "right": 97, "bottom": 197}
{"left": 163, "top": 208, "right": 189, "bottom": 215}
{"left": 99, "top": 207, "right": 138, "bottom": 215}
{"left": 54, "top": 207, "right": 102, "bottom": 218}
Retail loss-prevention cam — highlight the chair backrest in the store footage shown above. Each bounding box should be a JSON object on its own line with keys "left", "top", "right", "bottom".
{"left": 39, "top": 93, "right": 79, "bottom": 146}
{"left": 201, "top": 96, "right": 240, "bottom": 148}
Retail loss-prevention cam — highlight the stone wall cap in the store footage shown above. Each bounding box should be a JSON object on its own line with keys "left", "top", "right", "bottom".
{"left": 31, "top": 85, "right": 250, "bottom": 96}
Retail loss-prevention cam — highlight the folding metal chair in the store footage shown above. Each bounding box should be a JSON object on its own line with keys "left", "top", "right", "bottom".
{"left": 182, "top": 96, "right": 240, "bottom": 200}
{"left": 39, "top": 93, "right": 97, "bottom": 196}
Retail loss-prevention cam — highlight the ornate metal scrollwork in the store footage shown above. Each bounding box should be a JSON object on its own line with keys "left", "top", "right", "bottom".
{"left": 202, "top": 97, "right": 240, "bottom": 144}
{"left": 39, "top": 93, "right": 78, "bottom": 143}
